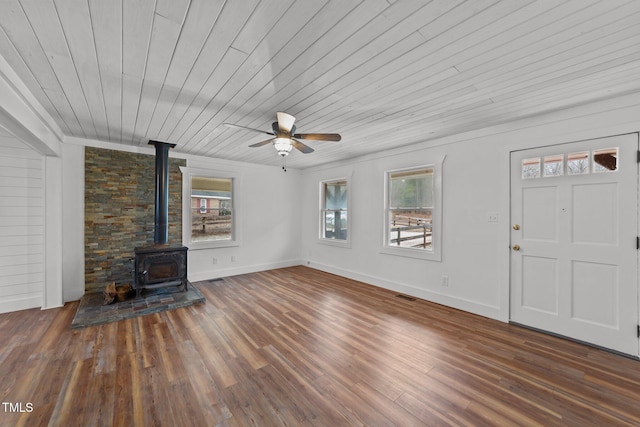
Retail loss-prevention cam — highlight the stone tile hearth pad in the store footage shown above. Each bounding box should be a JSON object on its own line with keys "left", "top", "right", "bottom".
{"left": 71, "top": 282, "right": 205, "bottom": 329}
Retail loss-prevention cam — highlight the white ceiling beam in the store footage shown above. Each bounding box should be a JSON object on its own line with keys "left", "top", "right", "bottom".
{"left": 0, "top": 54, "right": 62, "bottom": 156}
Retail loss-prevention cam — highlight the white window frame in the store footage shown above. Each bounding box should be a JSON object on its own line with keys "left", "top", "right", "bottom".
{"left": 180, "top": 166, "right": 242, "bottom": 250}
{"left": 381, "top": 158, "right": 444, "bottom": 261}
{"left": 318, "top": 176, "right": 351, "bottom": 247}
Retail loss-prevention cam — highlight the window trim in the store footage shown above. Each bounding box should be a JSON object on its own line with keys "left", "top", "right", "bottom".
{"left": 381, "top": 158, "right": 444, "bottom": 261}
{"left": 180, "top": 166, "right": 242, "bottom": 250}
{"left": 318, "top": 175, "right": 351, "bottom": 247}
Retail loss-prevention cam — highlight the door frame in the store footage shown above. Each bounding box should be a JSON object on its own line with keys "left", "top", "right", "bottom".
{"left": 505, "top": 132, "right": 640, "bottom": 358}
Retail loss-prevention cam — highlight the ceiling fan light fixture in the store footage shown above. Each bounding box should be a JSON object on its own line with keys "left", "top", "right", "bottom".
{"left": 273, "top": 137, "right": 292, "bottom": 157}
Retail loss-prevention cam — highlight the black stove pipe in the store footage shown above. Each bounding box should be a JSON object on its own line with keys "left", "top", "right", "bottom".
{"left": 149, "top": 140, "right": 176, "bottom": 245}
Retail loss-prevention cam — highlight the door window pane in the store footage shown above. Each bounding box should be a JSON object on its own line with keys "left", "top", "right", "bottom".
{"left": 522, "top": 158, "right": 541, "bottom": 179}
{"left": 567, "top": 152, "right": 589, "bottom": 175}
{"left": 593, "top": 148, "right": 618, "bottom": 173}
{"left": 543, "top": 154, "right": 563, "bottom": 177}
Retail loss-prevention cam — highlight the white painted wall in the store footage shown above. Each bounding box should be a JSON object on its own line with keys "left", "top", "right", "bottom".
{"left": 300, "top": 140, "right": 507, "bottom": 320}
{"left": 43, "top": 155, "right": 63, "bottom": 309}
{"left": 0, "top": 129, "right": 46, "bottom": 313}
{"left": 61, "top": 143, "right": 85, "bottom": 301}
{"left": 183, "top": 156, "right": 303, "bottom": 282}
{"left": 300, "top": 93, "right": 640, "bottom": 322}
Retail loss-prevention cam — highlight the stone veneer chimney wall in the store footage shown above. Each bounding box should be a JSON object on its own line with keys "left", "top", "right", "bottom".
{"left": 84, "top": 146, "right": 186, "bottom": 293}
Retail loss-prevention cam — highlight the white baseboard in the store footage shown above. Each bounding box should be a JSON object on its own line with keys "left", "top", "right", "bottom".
{"left": 188, "top": 259, "right": 304, "bottom": 282}
{"left": 306, "top": 261, "right": 505, "bottom": 322}
{"left": 0, "top": 295, "right": 42, "bottom": 314}
{"left": 41, "top": 304, "right": 64, "bottom": 310}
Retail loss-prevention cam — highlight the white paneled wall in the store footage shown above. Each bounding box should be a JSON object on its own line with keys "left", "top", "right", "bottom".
{"left": 0, "top": 130, "right": 44, "bottom": 313}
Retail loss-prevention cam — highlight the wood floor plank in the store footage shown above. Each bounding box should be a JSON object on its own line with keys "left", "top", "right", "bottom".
{"left": 1, "top": 266, "right": 639, "bottom": 426}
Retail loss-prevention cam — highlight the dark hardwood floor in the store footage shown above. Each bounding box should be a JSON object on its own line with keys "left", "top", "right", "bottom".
{"left": 1, "top": 266, "right": 639, "bottom": 426}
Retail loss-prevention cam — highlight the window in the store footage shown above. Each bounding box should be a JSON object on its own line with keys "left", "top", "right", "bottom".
{"left": 191, "top": 177, "right": 233, "bottom": 242}
{"left": 180, "top": 167, "right": 240, "bottom": 249}
{"left": 521, "top": 147, "right": 619, "bottom": 180}
{"left": 320, "top": 178, "right": 349, "bottom": 243}
{"left": 383, "top": 161, "right": 443, "bottom": 261}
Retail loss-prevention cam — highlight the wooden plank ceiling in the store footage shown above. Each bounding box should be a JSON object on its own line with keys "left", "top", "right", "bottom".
{"left": 0, "top": 0, "right": 638, "bottom": 168}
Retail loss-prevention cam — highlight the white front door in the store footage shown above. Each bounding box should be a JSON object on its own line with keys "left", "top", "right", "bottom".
{"left": 510, "top": 133, "right": 639, "bottom": 356}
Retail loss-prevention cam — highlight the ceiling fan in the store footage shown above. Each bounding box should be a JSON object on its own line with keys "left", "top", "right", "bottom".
{"left": 224, "top": 112, "right": 341, "bottom": 158}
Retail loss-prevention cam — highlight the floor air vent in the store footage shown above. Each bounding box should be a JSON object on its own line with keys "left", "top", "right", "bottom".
{"left": 396, "top": 294, "right": 416, "bottom": 301}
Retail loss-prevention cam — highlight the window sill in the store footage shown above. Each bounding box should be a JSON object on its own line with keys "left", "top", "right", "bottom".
{"left": 380, "top": 245, "right": 441, "bottom": 261}
{"left": 318, "top": 238, "right": 351, "bottom": 248}
{"left": 186, "top": 240, "right": 240, "bottom": 251}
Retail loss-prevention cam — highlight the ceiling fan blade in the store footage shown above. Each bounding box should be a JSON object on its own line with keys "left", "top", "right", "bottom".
{"left": 248, "top": 138, "right": 274, "bottom": 148}
{"left": 294, "top": 133, "right": 341, "bottom": 142}
{"left": 224, "top": 123, "right": 274, "bottom": 136}
{"left": 276, "top": 112, "right": 296, "bottom": 134}
{"left": 291, "top": 138, "right": 314, "bottom": 154}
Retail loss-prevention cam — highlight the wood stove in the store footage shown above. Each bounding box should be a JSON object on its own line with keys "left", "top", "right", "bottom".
{"left": 132, "top": 140, "right": 189, "bottom": 298}
{"left": 134, "top": 245, "right": 188, "bottom": 298}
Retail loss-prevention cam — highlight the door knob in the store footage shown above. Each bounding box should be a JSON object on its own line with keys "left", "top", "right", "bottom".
{"left": 512, "top": 244, "right": 520, "bottom": 251}
{"left": 513, "top": 224, "right": 520, "bottom": 230}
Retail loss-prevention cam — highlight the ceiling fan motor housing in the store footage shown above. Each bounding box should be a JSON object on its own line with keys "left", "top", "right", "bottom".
{"left": 272, "top": 121, "right": 296, "bottom": 136}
